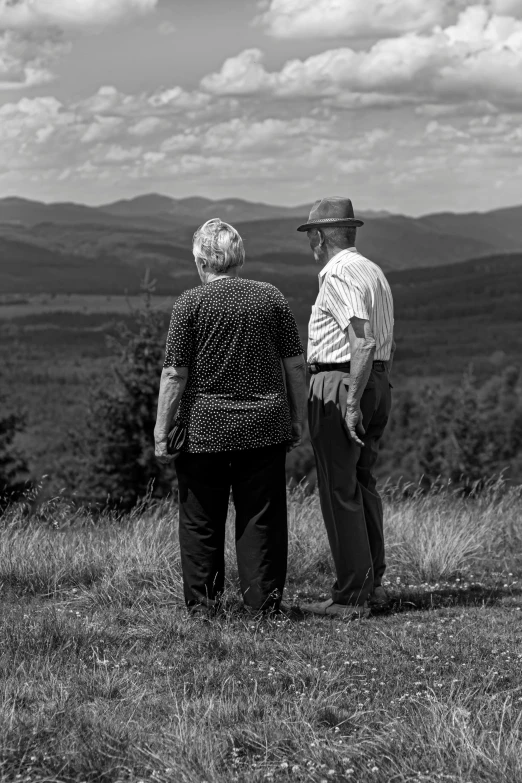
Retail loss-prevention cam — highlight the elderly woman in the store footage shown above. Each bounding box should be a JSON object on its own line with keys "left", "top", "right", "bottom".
{"left": 154, "top": 218, "right": 306, "bottom": 616}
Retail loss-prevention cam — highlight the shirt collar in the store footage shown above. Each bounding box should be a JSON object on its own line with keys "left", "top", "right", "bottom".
{"left": 318, "top": 246, "right": 357, "bottom": 278}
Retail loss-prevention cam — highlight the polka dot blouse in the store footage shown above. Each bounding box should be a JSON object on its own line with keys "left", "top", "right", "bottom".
{"left": 163, "top": 277, "right": 303, "bottom": 453}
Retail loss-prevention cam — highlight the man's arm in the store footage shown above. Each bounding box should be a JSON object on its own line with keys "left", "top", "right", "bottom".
{"left": 388, "top": 338, "right": 396, "bottom": 376}
{"left": 282, "top": 353, "right": 307, "bottom": 451}
{"left": 154, "top": 366, "right": 189, "bottom": 463}
{"left": 345, "top": 317, "right": 376, "bottom": 447}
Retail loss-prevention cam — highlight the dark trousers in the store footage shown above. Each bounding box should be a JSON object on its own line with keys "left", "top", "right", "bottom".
{"left": 308, "top": 365, "right": 392, "bottom": 606}
{"left": 175, "top": 443, "right": 288, "bottom": 611}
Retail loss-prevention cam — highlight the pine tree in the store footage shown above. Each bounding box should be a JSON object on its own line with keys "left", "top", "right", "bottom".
{"left": 69, "top": 272, "right": 176, "bottom": 508}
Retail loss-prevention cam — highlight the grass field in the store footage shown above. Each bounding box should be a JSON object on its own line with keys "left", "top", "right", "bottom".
{"left": 1, "top": 483, "right": 521, "bottom": 783}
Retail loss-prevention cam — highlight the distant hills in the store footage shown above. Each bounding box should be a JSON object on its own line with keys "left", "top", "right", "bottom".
{"left": 0, "top": 194, "right": 390, "bottom": 227}
{"left": 1, "top": 194, "right": 522, "bottom": 296}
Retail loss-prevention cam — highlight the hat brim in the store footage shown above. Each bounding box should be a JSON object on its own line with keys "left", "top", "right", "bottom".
{"left": 296, "top": 218, "right": 364, "bottom": 232}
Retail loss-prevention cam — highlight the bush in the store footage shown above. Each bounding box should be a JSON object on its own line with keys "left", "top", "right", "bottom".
{"left": 380, "top": 366, "right": 522, "bottom": 488}
{"left": 67, "top": 275, "right": 176, "bottom": 509}
{"left": 0, "top": 394, "right": 29, "bottom": 504}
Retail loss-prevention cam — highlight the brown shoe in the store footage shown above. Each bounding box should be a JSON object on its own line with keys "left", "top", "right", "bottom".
{"left": 300, "top": 599, "right": 370, "bottom": 620}
{"left": 368, "top": 586, "right": 390, "bottom": 608}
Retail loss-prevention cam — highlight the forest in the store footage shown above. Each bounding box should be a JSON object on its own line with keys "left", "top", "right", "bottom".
{"left": 1, "top": 249, "right": 522, "bottom": 505}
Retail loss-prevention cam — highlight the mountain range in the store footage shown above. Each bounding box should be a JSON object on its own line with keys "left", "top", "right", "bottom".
{"left": 1, "top": 194, "right": 522, "bottom": 296}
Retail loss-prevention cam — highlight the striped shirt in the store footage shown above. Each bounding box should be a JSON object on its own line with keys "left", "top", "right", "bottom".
{"left": 307, "top": 247, "right": 394, "bottom": 364}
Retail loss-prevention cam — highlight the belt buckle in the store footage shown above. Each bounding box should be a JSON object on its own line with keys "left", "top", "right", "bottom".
{"left": 309, "top": 363, "right": 318, "bottom": 374}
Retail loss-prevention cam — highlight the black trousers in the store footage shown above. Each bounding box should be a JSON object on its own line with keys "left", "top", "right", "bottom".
{"left": 175, "top": 443, "right": 288, "bottom": 611}
{"left": 308, "top": 365, "right": 392, "bottom": 606}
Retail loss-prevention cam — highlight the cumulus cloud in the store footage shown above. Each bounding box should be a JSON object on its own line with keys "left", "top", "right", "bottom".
{"left": 492, "top": 0, "right": 522, "bottom": 14}
{"left": 74, "top": 84, "right": 212, "bottom": 119}
{"left": 257, "top": 0, "right": 457, "bottom": 38}
{"left": 0, "top": 82, "right": 396, "bottom": 194}
{"left": 80, "top": 115, "right": 125, "bottom": 144}
{"left": 203, "top": 8, "right": 522, "bottom": 109}
{"left": 127, "top": 116, "right": 168, "bottom": 136}
{"left": 257, "top": 0, "right": 522, "bottom": 38}
{"left": 0, "top": 29, "right": 69, "bottom": 89}
{"left": 0, "top": 0, "right": 158, "bottom": 29}
{"left": 0, "top": 0, "right": 158, "bottom": 92}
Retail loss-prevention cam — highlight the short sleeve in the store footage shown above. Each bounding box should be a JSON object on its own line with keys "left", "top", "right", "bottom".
{"left": 163, "top": 294, "right": 194, "bottom": 368}
{"left": 270, "top": 287, "right": 304, "bottom": 359}
{"left": 324, "top": 271, "right": 370, "bottom": 332}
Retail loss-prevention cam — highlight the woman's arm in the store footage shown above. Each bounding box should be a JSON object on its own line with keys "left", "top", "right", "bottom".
{"left": 282, "top": 353, "right": 307, "bottom": 450}
{"left": 154, "top": 366, "right": 188, "bottom": 463}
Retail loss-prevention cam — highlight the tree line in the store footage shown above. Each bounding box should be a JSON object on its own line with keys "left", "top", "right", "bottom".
{"left": 2, "top": 292, "right": 522, "bottom": 509}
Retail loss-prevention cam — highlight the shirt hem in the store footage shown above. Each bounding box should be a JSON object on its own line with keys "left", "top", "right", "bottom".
{"left": 182, "top": 434, "right": 291, "bottom": 454}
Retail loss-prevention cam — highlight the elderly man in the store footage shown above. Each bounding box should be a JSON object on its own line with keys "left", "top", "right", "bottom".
{"left": 298, "top": 197, "right": 395, "bottom": 619}
{"left": 154, "top": 218, "right": 307, "bottom": 617}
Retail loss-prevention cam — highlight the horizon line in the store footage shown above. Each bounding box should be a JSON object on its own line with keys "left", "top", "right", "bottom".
{"left": 1, "top": 191, "right": 521, "bottom": 220}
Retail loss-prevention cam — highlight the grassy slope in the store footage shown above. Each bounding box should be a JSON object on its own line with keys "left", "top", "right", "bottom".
{"left": 1, "top": 487, "right": 521, "bottom": 783}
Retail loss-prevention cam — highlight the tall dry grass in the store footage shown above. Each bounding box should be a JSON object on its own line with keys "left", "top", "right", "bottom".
{"left": 1, "top": 479, "right": 520, "bottom": 600}
{"left": 0, "top": 481, "right": 521, "bottom": 782}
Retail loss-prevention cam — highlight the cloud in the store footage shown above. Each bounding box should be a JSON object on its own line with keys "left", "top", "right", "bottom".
{"left": 0, "top": 83, "right": 395, "bottom": 193}
{"left": 492, "top": 0, "right": 522, "bottom": 13}
{"left": 201, "top": 49, "right": 274, "bottom": 96}
{"left": 0, "top": 0, "right": 158, "bottom": 92}
{"left": 0, "top": 0, "right": 158, "bottom": 29}
{"left": 257, "top": 0, "right": 457, "bottom": 38}
{"left": 99, "top": 144, "right": 143, "bottom": 162}
{"left": 2, "top": 67, "right": 520, "bottom": 210}
{"left": 0, "top": 29, "right": 69, "bottom": 90}
{"left": 202, "top": 8, "right": 522, "bottom": 110}
{"left": 201, "top": 116, "right": 322, "bottom": 153}
{"left": 257, "top": 0, "right": 522, "bottom": 38}
{"left": 127, "top": 116, "right": 168, "bottom": 136}
{"left": 157, "top": 20, "right": 176, "bottom": 35}
{"left": 74, "top": 84, "right": 213, "bottom": 119}
{"left": 80, "top": 116, "right": 125, "bottom": 143}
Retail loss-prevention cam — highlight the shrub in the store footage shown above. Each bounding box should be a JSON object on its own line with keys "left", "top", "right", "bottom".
{"left": 380, "top": 366, "right": 522, "bottom": 488}
{"left": 0, "top": 394, "right": 29, "bottom": 505}
{"left": 66, "top": 274, "right": 176, "bottom": 509}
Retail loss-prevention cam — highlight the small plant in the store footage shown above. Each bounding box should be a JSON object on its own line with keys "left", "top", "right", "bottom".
{"left": 66, "top": 271, "right": 176, "bottom": 509}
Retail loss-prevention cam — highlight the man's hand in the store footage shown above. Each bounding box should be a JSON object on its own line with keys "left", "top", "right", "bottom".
{"left": 344, "top": 404, "right": 365, "bottom": 447}
{"left": 155, "top": 436, "right": 175, "bottom": 465}
{"left": 288, "top": 421, "right": 303, "bottom": 452}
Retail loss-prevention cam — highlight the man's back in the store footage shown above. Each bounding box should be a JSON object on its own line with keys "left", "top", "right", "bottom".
{"left": 309, "top": 247, "right": 394, "bottom": 363}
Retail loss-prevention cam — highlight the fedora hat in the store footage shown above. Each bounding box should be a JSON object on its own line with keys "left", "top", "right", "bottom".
{"left": 296, "top": 197, "right": 364, "bottom": 232}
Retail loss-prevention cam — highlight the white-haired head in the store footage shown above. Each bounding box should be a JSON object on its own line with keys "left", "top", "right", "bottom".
{"left": 192, "top": 218, "right": 245, "bottom": 274}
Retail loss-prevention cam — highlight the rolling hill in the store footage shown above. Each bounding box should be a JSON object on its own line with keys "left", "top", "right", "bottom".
{"left": 1, "top": 194, "right": 522, "bottom": 298}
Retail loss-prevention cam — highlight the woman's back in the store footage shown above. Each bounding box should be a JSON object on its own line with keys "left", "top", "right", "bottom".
{"left": 164, "top": 277, "right": 303, "bottom": 452}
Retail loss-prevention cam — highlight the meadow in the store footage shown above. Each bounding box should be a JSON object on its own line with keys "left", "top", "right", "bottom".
{"left": 1, "top": 482, "right": 521, "bottom": 783}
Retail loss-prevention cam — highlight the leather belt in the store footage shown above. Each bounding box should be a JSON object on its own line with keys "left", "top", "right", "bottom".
{"left": 308, "top": 360, "right": 387, "bottom": 375}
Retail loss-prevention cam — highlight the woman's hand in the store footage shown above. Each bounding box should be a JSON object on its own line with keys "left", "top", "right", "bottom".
{"left": 155, "top": 437, "right": 175, "bottom": 464}
{"left": 287, "top": 421, "right": 303, "bottom": 452}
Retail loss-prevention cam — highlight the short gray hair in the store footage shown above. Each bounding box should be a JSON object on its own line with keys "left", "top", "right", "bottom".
{"left": 192, "top": 218, "right": 245, "bottom": 273}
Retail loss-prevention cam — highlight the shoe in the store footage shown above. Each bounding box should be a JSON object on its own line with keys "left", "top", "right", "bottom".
{"left": 299, "top": 599, "right": 370, "bottom": 620}
{"left": 368, "top": 586, "right": 390, "bottom": 608}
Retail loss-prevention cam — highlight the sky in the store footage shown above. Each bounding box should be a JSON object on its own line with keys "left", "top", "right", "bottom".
{"left": 1, "top": 0, "right": 522, "bottom": 215}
